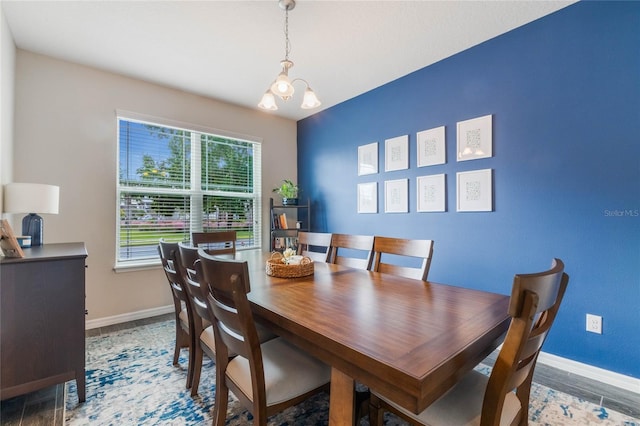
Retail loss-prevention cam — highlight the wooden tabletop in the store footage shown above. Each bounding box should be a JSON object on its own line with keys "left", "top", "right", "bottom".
{"left": 236, "top": 250, "right": 510, "bottom": 425}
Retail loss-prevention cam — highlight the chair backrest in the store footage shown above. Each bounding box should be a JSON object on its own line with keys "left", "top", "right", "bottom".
{"left": 197, "top": 250, "right": 264, "bottom": 408}
{"left": 192, "top": 230, "right": 237, "bottom": 255}
{"left": 178, "top": 242, "right": 200, "bottom": 275}
{"left": 158, "top": 241, "right": 188, "bottom": 305}
{"left": 177, "top": 243, "right": 211, "bottom": 326}
{"left": 482, "top": 258, "right": 569, "bottom": 425}
{"left": 371, "top": 236, "right": 434, "bottom": 281}
{"left": 198, "top": 251, "right": 254, "bottom": 359}
{"left": 158, "top": 240, "right": 179, "bottom": 269}
{"left": 328, "top": 233, "right": 374, "bottom": 270}
{"left": 297, "top": 231, "right": 332, "bottom": 262}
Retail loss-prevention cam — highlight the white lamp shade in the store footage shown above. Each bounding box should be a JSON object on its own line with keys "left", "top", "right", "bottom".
{"left": 3, "top": 183, "right": 60, "bottom": 214}
{"left": 258, "top": 91, "right": 278, "bottom": 111}
{"left": 301, "top": 87, "right": 321, "bottom": 109}
{"left": 270, "top": 72, "right": 295, "bottom": 100}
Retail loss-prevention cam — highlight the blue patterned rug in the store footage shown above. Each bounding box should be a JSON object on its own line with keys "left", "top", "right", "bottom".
{"left": 65, "top": 320, "right": 638, "bottom": 425}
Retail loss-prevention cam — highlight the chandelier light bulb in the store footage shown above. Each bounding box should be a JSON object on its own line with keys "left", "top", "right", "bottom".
{"left": 271, "top": 72, "right": 295, "bottom": 99}
{"left": 277, "top": 81, "right": 290, "bottom": 93}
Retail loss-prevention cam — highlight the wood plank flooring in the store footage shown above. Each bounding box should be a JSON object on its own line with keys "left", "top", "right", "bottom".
{"left": 2, "top": 313, "right": 638, "bottom": 425}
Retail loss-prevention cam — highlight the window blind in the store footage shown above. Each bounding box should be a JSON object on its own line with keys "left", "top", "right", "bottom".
{"left": 116, "top": 115, "right": 261, "bottom": 267}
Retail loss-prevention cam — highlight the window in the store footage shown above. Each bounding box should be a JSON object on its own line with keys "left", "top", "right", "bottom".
{"left": 116, "top": 113, "right": 262, "bottom": 268}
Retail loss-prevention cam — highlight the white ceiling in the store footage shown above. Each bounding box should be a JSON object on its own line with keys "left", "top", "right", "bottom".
{"left": 2, "top": 0, "right": 575, "bottom": 121}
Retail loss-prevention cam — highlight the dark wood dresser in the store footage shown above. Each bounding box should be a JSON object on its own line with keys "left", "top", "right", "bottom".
{"left": 1, "top": 242, "right": 87, "bottom": 402}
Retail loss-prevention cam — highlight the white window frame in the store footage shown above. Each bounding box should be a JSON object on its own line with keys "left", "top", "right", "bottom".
{"left": 115, "top": 110, "right": 262, "bottom": 270}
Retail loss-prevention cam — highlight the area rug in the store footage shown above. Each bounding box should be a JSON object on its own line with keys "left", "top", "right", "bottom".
{"left": 65, "top": 320, "right": 639, "bottom": 425}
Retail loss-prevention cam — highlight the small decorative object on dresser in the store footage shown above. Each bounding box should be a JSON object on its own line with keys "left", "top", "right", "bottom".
{"left": 0, "top": 219, "right": 24, "bottom": 258}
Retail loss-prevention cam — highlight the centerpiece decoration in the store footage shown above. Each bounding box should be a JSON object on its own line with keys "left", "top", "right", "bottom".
{"left": 266, "top": 249, "right": 314, "bottom": 278}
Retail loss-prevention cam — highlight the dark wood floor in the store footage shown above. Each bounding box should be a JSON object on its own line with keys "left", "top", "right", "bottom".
{"left": 2, "top": 313, "right": 638, "bottom": 425}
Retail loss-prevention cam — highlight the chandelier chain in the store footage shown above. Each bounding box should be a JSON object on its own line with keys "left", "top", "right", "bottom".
{"left": 284, "top": 7, "right": 291, "bottom": 61}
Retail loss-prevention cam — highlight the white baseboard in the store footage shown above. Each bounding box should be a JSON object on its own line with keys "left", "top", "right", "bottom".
{"left": 85, "top": 306, "right": 639, "bottom": 395}
{"left": 85, "top": 305, "right": 173, "bottom": 330}
{"left": 537, "top": 351, "right": 640, "bottom": 394}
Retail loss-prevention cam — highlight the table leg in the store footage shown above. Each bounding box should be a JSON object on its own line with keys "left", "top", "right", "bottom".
{"left": 329, "top": 367, "right": 355, "bottom": 426}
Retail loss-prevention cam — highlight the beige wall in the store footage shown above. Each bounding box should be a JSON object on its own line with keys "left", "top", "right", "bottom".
{"left": 12, "top": 50, "right": 297, "bottom": 324}
{"left": 1, "top": 10, "right": 16, "bottom": 199}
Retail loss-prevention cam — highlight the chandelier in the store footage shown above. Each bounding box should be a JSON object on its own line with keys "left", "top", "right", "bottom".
{"left": 258, "top": 0, "right": 321, "bottom": 111}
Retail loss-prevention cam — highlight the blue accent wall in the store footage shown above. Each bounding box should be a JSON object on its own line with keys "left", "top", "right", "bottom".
{"left": 297, "top": 1, "right": 640, "bottom": 378}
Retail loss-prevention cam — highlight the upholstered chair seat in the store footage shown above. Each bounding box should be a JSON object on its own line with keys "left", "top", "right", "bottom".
{"left": 226, "top": 337, "right": 330, "bottom": 406}
{"left": 377, "top": 370, "right": 521, "bottom": 426}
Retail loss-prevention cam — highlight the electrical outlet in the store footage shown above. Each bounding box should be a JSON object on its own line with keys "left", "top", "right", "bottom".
{"left": 586, "top": 314, "right": 602, "bottom": 334}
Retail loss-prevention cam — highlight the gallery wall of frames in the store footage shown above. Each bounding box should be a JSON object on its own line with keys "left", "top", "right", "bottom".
{"left": 356, "top": 114, "right": 493, "bottom": 215}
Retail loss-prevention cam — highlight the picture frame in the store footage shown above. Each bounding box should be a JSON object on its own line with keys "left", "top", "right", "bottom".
{"left": 456, "top": 169, "right": 493, "bottom": 212}
{"left": 357, "top": 142, "right": 378, "bottom": 176}
{"left": 384, "top": 135, "right": 409, "bottom": 172}
{"left": 456, "top": 114, "right": 492, "bottom": 161}
{"left": 384, "top": 178, "right": 408, "bottom": 213}
{"left": 417, "top": 174, "right": 446, "bottom": 212}
{"left": 417, "top": 126, "right": 446, "bottom": 167}
{"left": 357, "top": 182, "right": 378, "bottom": 213}
{"left": 1, "top": 219, "right": 25, "bottom": 258}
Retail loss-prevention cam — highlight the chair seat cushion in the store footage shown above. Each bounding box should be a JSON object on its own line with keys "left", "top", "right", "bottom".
{"left": 200, "top": 325, "right": 215, "bottom": 353}
{"left": 377, "top": 370, "right": 521, "bottom": 426}
{"left": 226, "top": 337, "right": 330, "bottom": 406}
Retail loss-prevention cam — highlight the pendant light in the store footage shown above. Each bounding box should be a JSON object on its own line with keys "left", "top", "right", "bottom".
{"left": 258, "top": 0, "right": 321, "bottom": 111}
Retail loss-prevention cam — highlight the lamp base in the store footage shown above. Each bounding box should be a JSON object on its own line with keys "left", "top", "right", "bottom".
{"left": 22, "top": 213, "right": 44, "bottom": 246}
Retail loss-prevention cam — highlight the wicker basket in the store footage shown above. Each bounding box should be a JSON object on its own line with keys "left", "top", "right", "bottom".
{"left": 266, "top": 252, "right": 314, "bottom": 278}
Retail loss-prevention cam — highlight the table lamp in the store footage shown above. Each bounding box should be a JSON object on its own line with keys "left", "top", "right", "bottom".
{"left": 3, "top": 183, "right": 59, "bottom": 246}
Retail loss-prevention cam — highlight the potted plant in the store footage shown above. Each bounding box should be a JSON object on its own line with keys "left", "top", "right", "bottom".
{"left": 273, "top": 179, "right": 300, "bottom": 205}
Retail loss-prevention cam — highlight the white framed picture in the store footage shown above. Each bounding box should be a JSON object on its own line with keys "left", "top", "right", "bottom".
{"left": 417, "top": 174, "right": 446, "bottom": 212}
{"left": 456, "top": 169, "right": 493, "bottom": 212}
{"left": 385, "top": 135, "right": 409, "bottom": 172}
{"left": 358, "top": 142, "right": 378, "bottom": 176}
{"left": 384, "top": 179, "right": 408, "bottom": 213}
{"left": 417, "top": 126, "right": 446, "bottom": 167}
{"left": 357, "top": 182, "right": 378, "bottom": 213}
{"left": 456, "top": 114, "right": 492, "bottom": 161}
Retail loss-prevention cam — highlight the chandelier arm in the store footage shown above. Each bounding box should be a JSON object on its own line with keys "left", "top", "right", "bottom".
{"left": 290, "top": 78, "right": 310, "bottom": 88}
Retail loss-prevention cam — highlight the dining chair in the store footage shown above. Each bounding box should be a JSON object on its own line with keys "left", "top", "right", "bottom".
{"left": 176, "top": 243, "right": 216, "bottom": 397}
{"left": 158, "top": 241, "right": 193, "bottom": 381}
{"left": 327, "top": 233, "right": 374, "bottom": 270}
{"left": 371, "top": 236, "right": 434, "bottom": 281}
{"left": 196, "top": 250, "right": 331, "bottom": 426}
{"left": 369, "top": 258, "right": 569, "bottom": 426}
{"left": 192, "top": 230, "right": 236, "bottom": 255}
{"left": 178, "top": 243, "right": 277, "bottom": 397}
{"left": 297, "top": 231, "right": 332, "bottom": 262}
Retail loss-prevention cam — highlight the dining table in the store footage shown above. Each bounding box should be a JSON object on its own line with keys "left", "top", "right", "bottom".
{"left": 234, "top": 250, "right": 510, "bottom": 426}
